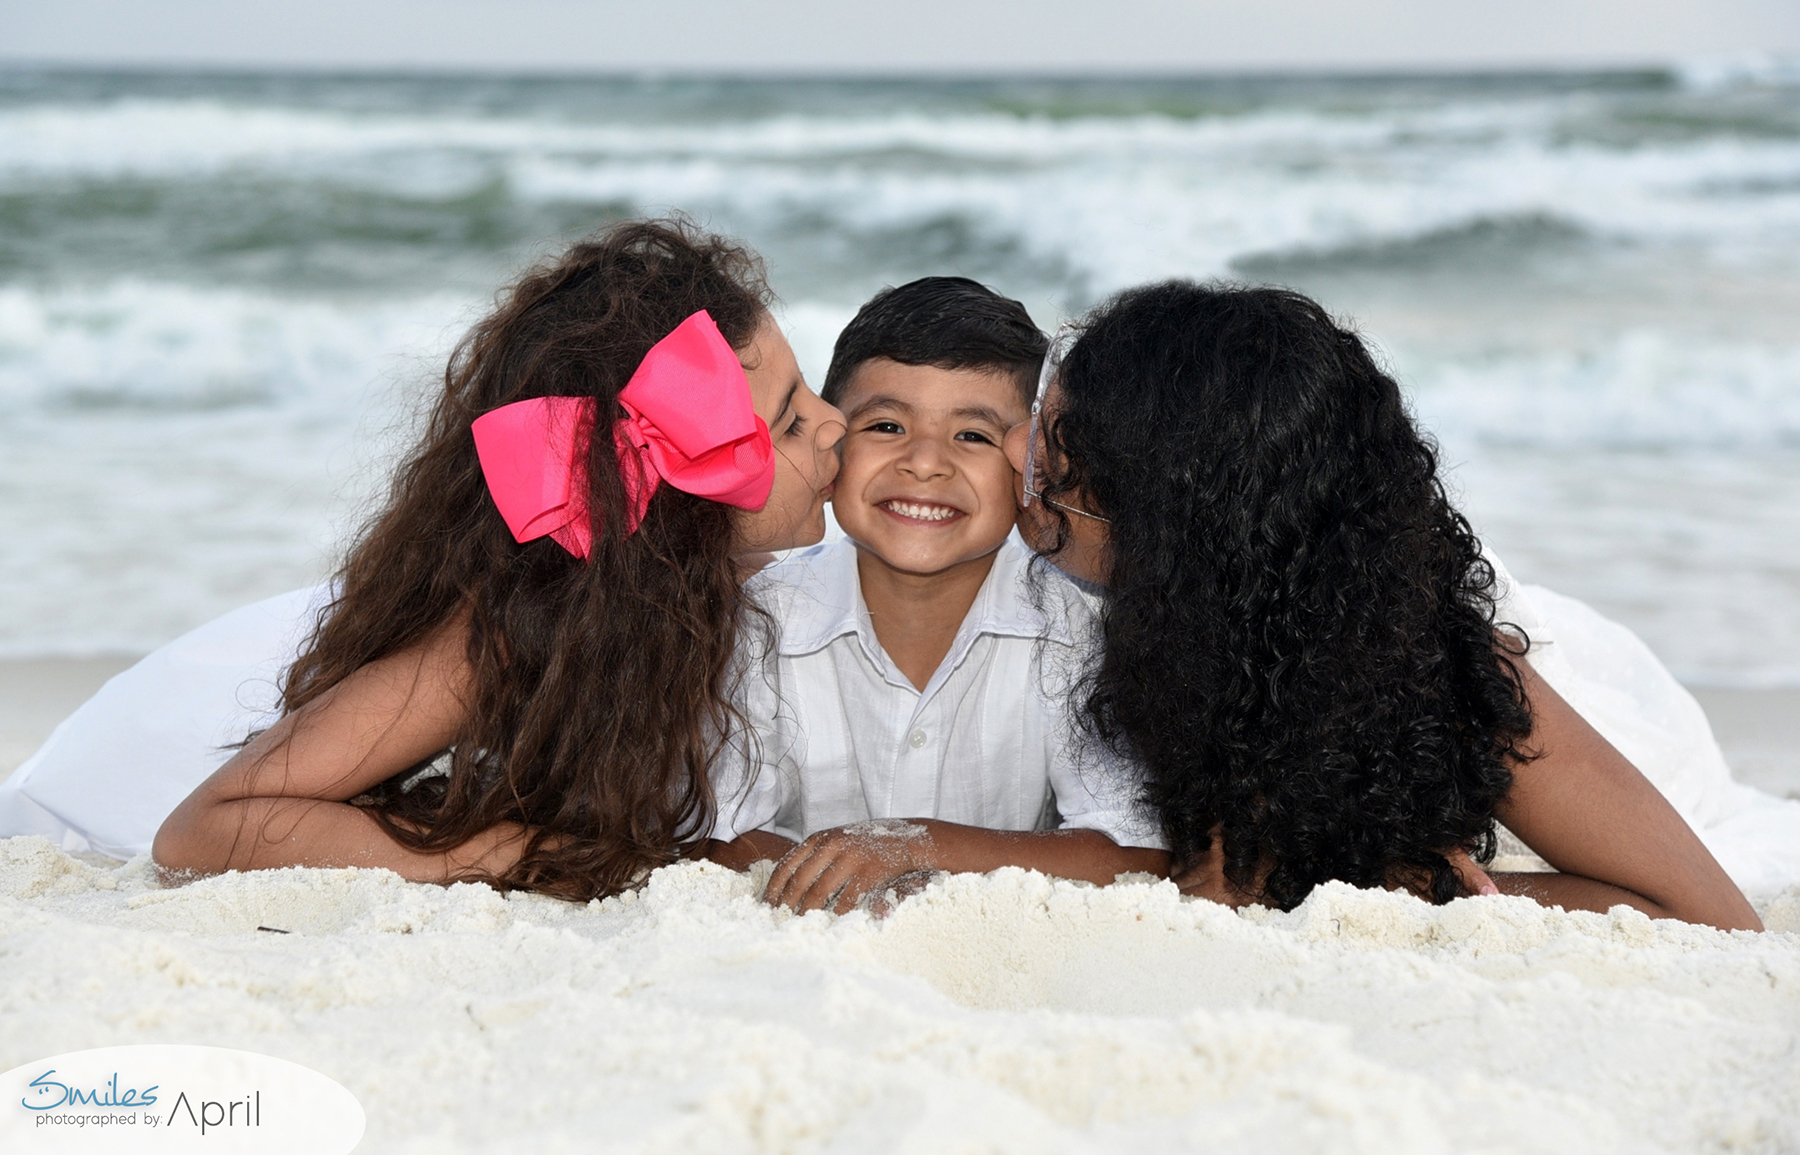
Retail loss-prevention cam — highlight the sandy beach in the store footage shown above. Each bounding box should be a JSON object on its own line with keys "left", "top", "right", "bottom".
{"left": 3, "top": 659, "right": 1800, "bottom": 1151}
{"left": 0, "top": 838, "right": 1795, "bottom": 1153}
{"left": 0, "top": 657, "right": 137, "bottom": 779}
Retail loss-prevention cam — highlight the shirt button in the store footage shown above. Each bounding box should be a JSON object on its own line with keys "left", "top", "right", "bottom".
{"left": 908, "top": 729, "right": 928, "bottom": 749}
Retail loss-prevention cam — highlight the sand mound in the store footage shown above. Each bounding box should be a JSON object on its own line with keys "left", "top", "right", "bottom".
{"left": 3, "top": 835, "right": 1797, "bottom": 1154}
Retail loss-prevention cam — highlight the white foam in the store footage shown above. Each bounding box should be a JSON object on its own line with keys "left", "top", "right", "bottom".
{"left": 0, "top": 281, "right": 469, "bottom": 412}
{"left": 1676, "top": 54, "right": 1800, "bottom": 93}
{"left": 1411, "top": 330, "right": 1800, "bottom": 450}
{"left": 0, "top": 282, "right": 471, "bottom": 656}
{"left": 3, "top": 79, "right": 1799, "bottom": 678}
{"left": 6, "top": 96, "right": 1800, "bottom": 282}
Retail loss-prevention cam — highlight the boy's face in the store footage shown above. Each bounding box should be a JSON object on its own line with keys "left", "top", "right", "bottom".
{"left": 832, "top": 358, "right": 1027, "bottom": 578}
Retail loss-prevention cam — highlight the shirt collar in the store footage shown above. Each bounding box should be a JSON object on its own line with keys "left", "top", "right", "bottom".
{"left": 764, "top": 534, "right": 1082, "bottom": 661}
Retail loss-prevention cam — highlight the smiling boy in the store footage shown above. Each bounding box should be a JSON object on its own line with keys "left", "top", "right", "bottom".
{"left": 708, "top": 278, "right": 1167, "bottom": 912}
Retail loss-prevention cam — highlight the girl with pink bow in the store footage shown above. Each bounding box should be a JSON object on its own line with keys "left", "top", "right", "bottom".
{"left": 148, "top": 219, "right": 845, "bottom": 899}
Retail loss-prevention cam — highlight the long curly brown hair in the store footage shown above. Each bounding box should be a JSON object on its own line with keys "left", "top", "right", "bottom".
{"left": 281, "top": 217, "right": 773, "bottom": 900}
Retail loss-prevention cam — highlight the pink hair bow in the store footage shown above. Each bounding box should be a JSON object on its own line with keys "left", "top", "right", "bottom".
{"left": 471, "top": 311, "right": 776, "bottom": 560}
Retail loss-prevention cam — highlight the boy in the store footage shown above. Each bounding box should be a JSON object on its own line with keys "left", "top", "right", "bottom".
{"left": 708, "top": 277, "right": 1166, "bottom": 911}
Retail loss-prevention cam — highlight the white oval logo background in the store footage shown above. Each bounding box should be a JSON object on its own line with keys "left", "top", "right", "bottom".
{"left": 2, "top": 1044, "right": 364, "bottom": 1154}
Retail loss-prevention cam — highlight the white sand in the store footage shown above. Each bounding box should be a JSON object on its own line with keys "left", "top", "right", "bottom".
{"left": 6, "top": 665, "right": 1800, "bottom": 1150}
{"left": 2, "top": 838, "right": 1797, "bottom": 1154}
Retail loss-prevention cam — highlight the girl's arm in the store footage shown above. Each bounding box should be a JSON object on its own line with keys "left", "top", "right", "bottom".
{"left": 702, "top": 830, "right": 798, "bottom": 870}
{"left": 152, "top": 621, "right": 529, "bottom": 882}
{"left": 1494, "top": 658, "right": 1762, "bottom": 931}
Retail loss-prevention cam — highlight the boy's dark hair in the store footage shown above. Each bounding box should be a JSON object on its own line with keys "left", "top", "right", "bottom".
{"left": 822, "top": 276, "right": 1048, "bottom": 406}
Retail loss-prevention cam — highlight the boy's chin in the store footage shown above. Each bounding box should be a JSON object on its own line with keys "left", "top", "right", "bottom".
{"left": 850, "top": 537, "right": 1007, "bottom": 579}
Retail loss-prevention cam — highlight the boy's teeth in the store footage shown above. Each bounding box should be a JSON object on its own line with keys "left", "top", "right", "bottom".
{"left": 885, "top": 500, "right": 958, "bottom": 522}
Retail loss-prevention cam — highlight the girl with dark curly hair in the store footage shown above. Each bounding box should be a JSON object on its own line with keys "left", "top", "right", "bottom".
{"left": 1003, "top": 280, "right": 1761, "bottom": 931}
{"left": 10, "top": 218, "right": 847, "bottom": 901}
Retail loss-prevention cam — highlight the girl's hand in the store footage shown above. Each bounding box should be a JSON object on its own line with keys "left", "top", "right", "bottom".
{"left": 1173, "top": 824, "right": 1499, "bottom": 906}
{"left": 1496, "top": 657, "right": 1761, "bottom": 931}
{"left": 1170, "top": 836, "right": 1263, "bottom": 907}
{"left": 700, "top": 829, "right": 798, "bottom": 871}
{"left": 1446, "top": 847, "right": 1500, "bottom": 896}
{"left": 152, "top": 617, "right": 482, "bottom": 881}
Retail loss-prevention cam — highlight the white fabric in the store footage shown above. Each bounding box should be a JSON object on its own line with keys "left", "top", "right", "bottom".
{"left": 0, "top": 586, "right": 328, "bottom": 858}
{"left": 1487, "top": 549, "right": 1800, "bottom": 894}
{"left": 3, "top": 547, "right": 1795, "bottom": 895}
{"left": 712, "top": 536, "right": 1165, "bottom": 850}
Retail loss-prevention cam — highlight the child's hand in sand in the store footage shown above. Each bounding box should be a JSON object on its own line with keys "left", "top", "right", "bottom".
{"left": 764, "top": 819, "right": 938, "bottom": 914}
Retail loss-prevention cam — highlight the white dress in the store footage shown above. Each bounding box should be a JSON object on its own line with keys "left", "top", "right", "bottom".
{"left": 4, "top": 557, "right": 1797, "bottom": 893}
{"left": 0, "top": 586, "right": 330, "bottom": 859}
{"left": 1483, "top": 553, "right": 1800, "bottom": 895}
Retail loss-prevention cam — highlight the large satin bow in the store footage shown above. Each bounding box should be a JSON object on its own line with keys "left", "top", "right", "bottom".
{"left": 471, "top": 310, "right": 776, "bottom": 560}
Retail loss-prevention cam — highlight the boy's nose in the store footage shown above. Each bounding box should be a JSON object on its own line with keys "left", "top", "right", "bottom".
{"left": 896, "top": 437, "right": 953, "bottom": 480}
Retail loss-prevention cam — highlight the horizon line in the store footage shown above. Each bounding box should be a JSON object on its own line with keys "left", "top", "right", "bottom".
{"left": 0, "top": 55, "right": 1747, "bottom": 84}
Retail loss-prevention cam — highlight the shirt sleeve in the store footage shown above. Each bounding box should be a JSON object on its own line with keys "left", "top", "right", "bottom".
{"left": 1043, "top": 694, "right": 1166, "bottom": 851}
{"left": 1031, "top": 579, "right": 1167, "bottom": 852}
{"left": 706, "top": 638, "right": 800, "bottom": 843}
{"left": 707, "top": 728, "right": 788, "bottom": 841}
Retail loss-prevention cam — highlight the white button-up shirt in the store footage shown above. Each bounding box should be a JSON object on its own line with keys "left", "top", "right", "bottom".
{"left": 711, "top": 536, "right": 1164, "bottom": 849}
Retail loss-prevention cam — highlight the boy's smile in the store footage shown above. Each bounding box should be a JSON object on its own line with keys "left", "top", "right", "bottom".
{"left": 879, "top": 499, "right": 962, "bottom": 524}
{"left": 833, "top": 358, "right": 1027, "bottom": 580}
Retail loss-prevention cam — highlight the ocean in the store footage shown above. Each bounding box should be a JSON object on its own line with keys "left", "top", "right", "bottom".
{"left": 1, "top": 65, "right": 1796, "bottom": 684}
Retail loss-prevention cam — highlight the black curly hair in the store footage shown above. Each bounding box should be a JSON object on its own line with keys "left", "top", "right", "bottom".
{"left": 1036, "top": 280, "right": 1534, "bottom": 909}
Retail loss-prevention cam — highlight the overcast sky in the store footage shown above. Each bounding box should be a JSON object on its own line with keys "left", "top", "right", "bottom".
{"left": 4, "top": 0, "right": 1800, "bottom": 74}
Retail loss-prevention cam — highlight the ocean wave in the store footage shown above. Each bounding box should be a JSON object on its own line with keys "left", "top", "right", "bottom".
{"left": 0, "top": 281, "right": 473, "bottom": 413}
{"left": 0, "top": 99, "right": 1401, "bottom": 179}
{"left": 2, "top": 73, "right": 1798, "bottom": 676}
{"left": 1676, "top": 55, "right": 1800, "bottom": 94}
{"left": 0, "top": 281, "right": 475, "bottom": 656}
{"left": 3, "top": 97, "right": 1797, "bottom": 267}
{"left": 3, "top": 279, "right": 1796, "bottom": 458}
{"left": 1410, "top": 331, "right": 1800, "bottom": 451}
{"left": 1234, "top": 212, "right": 1595, "bottom": 275}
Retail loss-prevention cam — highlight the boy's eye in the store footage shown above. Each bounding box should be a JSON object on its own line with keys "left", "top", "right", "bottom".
{"left": 863, "top": 420, "right": 904, "bottom": 435}
{"left": 955, "top": 430, "right": 996, "bottom": 445}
